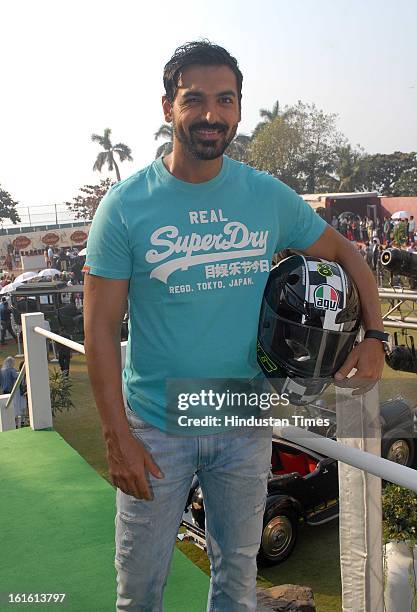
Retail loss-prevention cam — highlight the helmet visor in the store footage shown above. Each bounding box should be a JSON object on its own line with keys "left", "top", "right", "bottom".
{"left": 259, "top": 301, "right": 359, "bottom": 378}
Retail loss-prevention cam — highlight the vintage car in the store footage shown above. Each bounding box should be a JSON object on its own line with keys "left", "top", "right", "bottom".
{"left": 10, "top": 281, "right": 129, "bottom": 342}
{"left": 179, "top": 398, "right": 416, "bottom": 566}
{"left": 298, "top": 396, "right": 417, "bottom": 467}
{"left": 179, "top": 435, "right": 339, "bottom": 566}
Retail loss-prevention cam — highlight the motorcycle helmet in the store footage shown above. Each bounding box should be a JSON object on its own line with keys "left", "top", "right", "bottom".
{"left": 257, "top": 255, "right": 361, "bottom": 404}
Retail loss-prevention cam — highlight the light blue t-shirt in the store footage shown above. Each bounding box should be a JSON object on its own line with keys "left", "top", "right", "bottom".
{"left": 86, "top": 155, "right": 326, "bottom": 431}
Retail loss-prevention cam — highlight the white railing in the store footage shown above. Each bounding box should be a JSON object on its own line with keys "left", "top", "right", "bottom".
{"left": 274, "top": 424, "right": 417, "bottom": 493}
{"left": 0, "top": 313, "right": 127, "bottom": 432}
{"left": 3, "top": 312, "right": 417, "bottom": 611}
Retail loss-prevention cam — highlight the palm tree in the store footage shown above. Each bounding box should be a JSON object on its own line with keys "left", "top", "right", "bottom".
{"left": 226, "top": 133, "right": 252, "bottom": 163}
{"left": 154, "top": 123, "right": 173, "bottom": 159}
{"left": 253, "top": 100, "right": 284, "bottom": 137}
{"left": 91, "top": 128, "right": 133, "bottom": 182}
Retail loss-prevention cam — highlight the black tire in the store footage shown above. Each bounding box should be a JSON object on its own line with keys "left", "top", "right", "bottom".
{"left": 257, "top": 502, "right": 298, "bottom": 567}
{"left": 382, "top": 432, "right": 415, "bottom": 467}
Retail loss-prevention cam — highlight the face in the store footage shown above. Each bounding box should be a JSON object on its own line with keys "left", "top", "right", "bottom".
{"left": 163, "top": 64, "right": 241, "bottom": 160}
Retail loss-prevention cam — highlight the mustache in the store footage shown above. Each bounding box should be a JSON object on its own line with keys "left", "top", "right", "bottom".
{"left": 190, "top": 122, "right": 228, "bottom": 133}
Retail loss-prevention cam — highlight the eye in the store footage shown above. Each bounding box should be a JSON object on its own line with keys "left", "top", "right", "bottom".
{"left": 220, "top": 97, "right": 233, "bottom": 104}
{"left": 183, "top": 97, "right": 200, "bottom": 105}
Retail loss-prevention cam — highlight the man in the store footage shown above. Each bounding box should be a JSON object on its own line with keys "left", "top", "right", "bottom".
{"left": 84, "top": 41, "right": 385, "bottom": 611}
{"left": 409, "top": 215, "right": 415, "bottom": 243}
{"left": 56, "top": 330, "right": 71, "bottom": 376}
{"left": 47, "top": 246, "right": 54, "bottom": 267}
{"left": 0, "top": 297, "right": 17, "bottom": 345}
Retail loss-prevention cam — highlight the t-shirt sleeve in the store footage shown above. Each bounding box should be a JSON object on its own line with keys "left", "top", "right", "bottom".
{"left": 274, "top": 181, "right": 328, "bottom": 252}
{"left": 84, "top": 187, "right": 132, "bottom": 279}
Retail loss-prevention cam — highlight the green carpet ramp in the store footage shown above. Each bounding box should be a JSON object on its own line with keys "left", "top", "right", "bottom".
{"left": 0, "top": 428, "right": 209, "bottom": 611}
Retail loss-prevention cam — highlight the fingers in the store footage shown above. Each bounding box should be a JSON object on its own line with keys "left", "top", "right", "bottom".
{"left": 108, "top": 436, "right": 164, "bottom": 501}
{"left": 116, "top": 474, "right": 153, "bottom": 501}
{"left": 144, "top": 453, "right": 164, "bottom": 480}
{"left": 334, "top": 352, "right": 358, "bottom": 381}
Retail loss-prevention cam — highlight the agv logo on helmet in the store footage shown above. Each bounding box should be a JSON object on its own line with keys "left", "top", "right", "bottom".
{"left": 314, "top": 285, "right": 339, "bottom": 311}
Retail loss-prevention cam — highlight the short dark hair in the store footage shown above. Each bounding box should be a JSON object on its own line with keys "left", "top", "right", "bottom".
{"left": 163, "top": 40, "right": 243, "bottom": 108}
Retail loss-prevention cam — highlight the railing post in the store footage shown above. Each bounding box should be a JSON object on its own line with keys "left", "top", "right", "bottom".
{"left": 21, "top": 313, "right": 52, "bottom": 430}
{"left": 0, "top": 395, "right": 15, "bottom": 432}
{"left": 336, "top": 383, "right": 384, "bottom": 612}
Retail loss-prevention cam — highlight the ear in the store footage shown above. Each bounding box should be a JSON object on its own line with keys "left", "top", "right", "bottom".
{"left": 162, "top": 95, "right": 173, "bottom": 123}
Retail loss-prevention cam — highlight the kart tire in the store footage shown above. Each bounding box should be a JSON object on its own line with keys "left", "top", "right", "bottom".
{"left": 257, "top": 501, "right": 298, "bottom": 566}
{"left": 382, "top": 432, "right": 415, "bottom": 467}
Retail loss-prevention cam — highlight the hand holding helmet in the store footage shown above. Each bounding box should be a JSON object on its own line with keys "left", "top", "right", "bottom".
{"left": 257, "top": 255, "right": 362, "bottom": 404}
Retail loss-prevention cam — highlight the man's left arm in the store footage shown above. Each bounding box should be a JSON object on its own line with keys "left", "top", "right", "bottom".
{"left": 302, "top": 225, "right": 385, "bottom": 382}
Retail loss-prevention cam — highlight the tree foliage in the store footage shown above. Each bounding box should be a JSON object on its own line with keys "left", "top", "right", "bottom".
{"left": 253, "top": 100, "right": 286, "bottom": 138}
{"left": 250, "top": 101, "right": 345, "bottom": 193}
{"left": 250, "top": 117, "right": 304, "bottom": 191}
{"left": 329, "top": 144, "right": 367, "bottom": 193}
{"left": 49, "top": 369, "right": 74, "bottom": 417}
{"left": 65, "top": 178, "right": 114, "bottom": 220}
{"left": 154, "top": 123, "right": 173, "bottom": 159}
{"left": 358, "top": 152, "right": 417, "bottom": 195}
{"left": 92, "top": 128, "right": 133, "bottom": 182}
{"left": 392, "top": 167, "right": 417, "bottom": 196}
{"left": 226, "top": 133, "right": 252, "bottom": 163}
{"left": 0, "top": 185, "right": 21, "bottom": 224}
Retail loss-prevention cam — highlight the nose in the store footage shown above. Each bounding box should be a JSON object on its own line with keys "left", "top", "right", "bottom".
{"left": 201, "top": 99, "right": 220, "bottom": 124}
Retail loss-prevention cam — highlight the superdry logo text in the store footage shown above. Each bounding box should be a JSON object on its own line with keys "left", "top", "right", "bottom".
{"left": 146, "top": 213, "right": 269, "bottom": 283}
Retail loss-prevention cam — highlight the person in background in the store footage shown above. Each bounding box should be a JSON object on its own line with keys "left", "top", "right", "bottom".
{"left": 0, "top": 297, "right": 17, "bottom": 345}
{"left": 383, "top": 217, "right": 390, "bottom": 244}
{"left": 4, "top": 253, "right": 13, "bottom": 272}
{"left": 372, "top": 238, "right": 380, "bottom": 270}
{"left": 47, "top": 246, "right": 54, "bottom": 267}
{"left": 366, "top": 217, "right": 374, "bottom": 241}
{"left": 14, "top": 361, "right": 28, "bottom": 427}
{"left": 57, "top": 330, "right": 71, "bottom": 376}
{"left": 360, "top": 216, "right": 367, "bottom": 242}
{"left": 408, "top": 216, "right": 415, "bottom": 244}
{"left": 331, "top": 215, "right": 339, "bottom": 232}
{"left": 346, "top": 217, "right": 353, "bottom": 241}
{"left": 375, "top": 217, "right": 382, "bottom": 242}
{"left": 1, "top": 356, "right": 18, "bottom": 394}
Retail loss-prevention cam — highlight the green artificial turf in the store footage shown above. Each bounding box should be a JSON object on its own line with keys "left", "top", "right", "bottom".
{"left": 0, "top": 427, "right": 209, "bottom": 612}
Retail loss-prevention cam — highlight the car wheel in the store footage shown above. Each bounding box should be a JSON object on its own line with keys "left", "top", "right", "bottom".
{"left": 258, "top": 503, "right": 298, "bottom": 566}
{"left": 382, "top": 433, "right": 415, "bottom": 467}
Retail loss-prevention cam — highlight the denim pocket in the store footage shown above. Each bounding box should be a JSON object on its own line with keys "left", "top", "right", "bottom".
{"left": 125, "top": 402, "right": 154, "bottom": 431}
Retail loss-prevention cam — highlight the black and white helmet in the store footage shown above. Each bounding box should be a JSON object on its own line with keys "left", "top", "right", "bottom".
{"left": 257, "top": 255, "right": 361, "bottom": 404}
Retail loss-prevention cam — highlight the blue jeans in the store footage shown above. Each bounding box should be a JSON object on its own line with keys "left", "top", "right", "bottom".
{"left": 115, "top": 404, "right": 272, "bottom": 612}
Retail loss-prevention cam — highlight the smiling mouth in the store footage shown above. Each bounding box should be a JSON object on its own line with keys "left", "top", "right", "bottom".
{"left": 193, "top": 128, "right": 224, "bottom": 140}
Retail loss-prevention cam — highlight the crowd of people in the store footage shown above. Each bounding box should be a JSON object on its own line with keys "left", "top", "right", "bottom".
{"left": 331, "top": 213, "right": 416, "bottom": 249}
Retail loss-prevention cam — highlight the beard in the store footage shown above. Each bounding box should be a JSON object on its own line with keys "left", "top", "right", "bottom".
{"left": 172, "top": 119, "right": 238, "bottom": 160}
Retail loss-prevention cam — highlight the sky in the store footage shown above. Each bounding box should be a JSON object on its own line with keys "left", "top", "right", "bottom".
{"left": 1, "top": 0, "right": 417, "bottom": 218}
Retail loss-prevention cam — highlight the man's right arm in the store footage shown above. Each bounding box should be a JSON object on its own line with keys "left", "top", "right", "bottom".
{"left": 83, "top": 273, "right": 163, "bottom": 500}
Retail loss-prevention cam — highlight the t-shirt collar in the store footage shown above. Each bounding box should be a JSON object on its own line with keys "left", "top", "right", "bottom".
{"left": 154, "top": 155, "right": 230, "bottom": 193}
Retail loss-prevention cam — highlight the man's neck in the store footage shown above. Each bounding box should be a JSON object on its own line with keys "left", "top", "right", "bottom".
{"left": 162, "top": 144, "right": 223, "bottom": 184}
